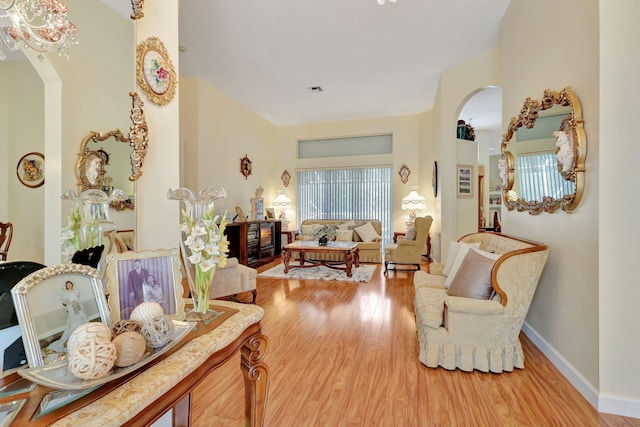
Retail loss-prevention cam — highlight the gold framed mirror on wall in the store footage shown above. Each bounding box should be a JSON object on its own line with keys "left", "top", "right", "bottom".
{"left": 500, "top": 87, "right": 586, "bottom": 214}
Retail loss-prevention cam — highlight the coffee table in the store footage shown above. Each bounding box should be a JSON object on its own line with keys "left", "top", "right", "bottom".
{"left": 283, "top": 240, "right": 360, "bottom": 277}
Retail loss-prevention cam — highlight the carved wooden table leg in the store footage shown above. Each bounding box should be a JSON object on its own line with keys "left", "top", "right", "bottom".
{"left": 353, "top": 247, "right": 360, "bottom": 267}
{"left": 241, "top": 333, "right": 269, "bottom": 427}
{"left": 283, "top": 249, "right": 291, "bottom": 272}
{"left": 344, "top": 251, "right": 353, "bottom": 277}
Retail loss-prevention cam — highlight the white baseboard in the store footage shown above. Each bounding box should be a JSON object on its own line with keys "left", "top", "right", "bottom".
{"left": 521, "top": 322, "right": 599, "bottom": 408}
{"left": 522, "top": 322, "right": 640, "bottom": 419}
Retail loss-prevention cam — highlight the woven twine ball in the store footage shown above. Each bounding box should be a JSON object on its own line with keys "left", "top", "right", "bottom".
{"left": 112, "top": 331, "right": 147, "bottom": 367}
{"left": 111, "top": 319, "right": 141, "bottom": 338}
{"left": 140, "top": 316, "right": 175, "bottom": 348}
{"left": 68, "top": 337, "right": 117, "bottom": 380}
{"left": 67, "top": 322, "right": 112, "bottom": 355}
{"left": 130, "top": 302, "right": 164, "bottom": 325}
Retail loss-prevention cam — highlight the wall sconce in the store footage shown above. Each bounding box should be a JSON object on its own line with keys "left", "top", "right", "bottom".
{"left": 401, "top": 186, "right": 426, "bottom": 225}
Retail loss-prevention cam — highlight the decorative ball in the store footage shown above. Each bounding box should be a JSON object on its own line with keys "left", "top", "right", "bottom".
{"left": 68, "top": 337, "right": 117, "bottom": 379}
{"left": 140, "top": 316, "right": 175, "bottom": 348}
{"left": 112, "top": 320, "right": 141, "bottom": 338}
{"left": 112, "top": 332, "right": 147, "bottom": 367}
{"left": 130, "top": 302, "right": 164, "bottom": 324}
{"left": 67, "top": 322, "right": 112, "bottom": 355}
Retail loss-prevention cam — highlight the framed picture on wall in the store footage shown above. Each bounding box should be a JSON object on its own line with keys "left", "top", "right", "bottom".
{"left": 456, "top": 164, "right": 473, "bottom": 198}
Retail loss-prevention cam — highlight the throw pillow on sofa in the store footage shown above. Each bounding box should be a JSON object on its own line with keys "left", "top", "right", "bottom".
{"left": 336, "top": 229, "right": 353, "bottom": 242}
{"left": 443, "top": 241, "right": 481, "bottom": 278}
{"left": 337, "top": 220, "right": 356, "bottom": 231}
{"left": 353, "top": 221, "right": 381, "bottom": 243}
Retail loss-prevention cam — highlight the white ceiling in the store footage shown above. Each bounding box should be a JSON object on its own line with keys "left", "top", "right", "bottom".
{"left": 179, "top": 0, "right": 510, "bottom": 128}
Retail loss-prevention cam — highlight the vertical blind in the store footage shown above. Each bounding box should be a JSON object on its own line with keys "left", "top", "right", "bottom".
{"left": 517, "top": 153, "right": 575, "bottom": 201}
{"left": 297, "top": 167, "right": 393, "bottom": 245}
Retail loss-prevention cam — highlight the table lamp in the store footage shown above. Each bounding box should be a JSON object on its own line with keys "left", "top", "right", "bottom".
{"left": 273, "top": 190, "right": 292, "bottom": 230}
{"left": 401, "top": 187, "right": 427, "bottom": 226}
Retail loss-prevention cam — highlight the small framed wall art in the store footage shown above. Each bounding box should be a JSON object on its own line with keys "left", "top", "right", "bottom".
{"left": 456, "top": 164, "right": 474, "bottom": 198}
{"left": 16, "top": 152, "right": 45, "bottom": 188}
{"left": 398, "top": 164, "right": 411, "bottom": 184}
{"left": 136, "top": 37, "right": 177, "bottom": 106}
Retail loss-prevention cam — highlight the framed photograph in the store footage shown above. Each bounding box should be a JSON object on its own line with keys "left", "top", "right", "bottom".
{"left": 11, "top": 264, "right": 111, "bottom": 368}
{"left": 266, "top": 208, "right": 276, "bottom": 220}
{"left": 456, "top": 164, "right": 474, "bottom": 198}
{"left": 105, "top": 248, "right": 185, "bottom": 323}
{"left": 16, "top": 152, "right": 45, "bottom": 188}
{"left": 136, "top": 36, "right": 177, "bottom": 106}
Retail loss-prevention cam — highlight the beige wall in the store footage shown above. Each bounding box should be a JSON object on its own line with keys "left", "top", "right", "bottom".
{"left": 502, "top": 0, "right": 600, "bottom": 391}
{"left": 276, "top": 114, "right": 423, "bottom": 233}
{"left": 180, "top": 77, "right": 278, "bottom": 218}
{"left": 599, "top": 0, "right": 640, "bottom": 414}
{"left": 434, "top": 48, "right": 502, "bottom": 258}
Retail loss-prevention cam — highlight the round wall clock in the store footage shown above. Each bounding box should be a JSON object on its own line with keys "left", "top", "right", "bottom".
{"left": 240, "top": 155, "right": 253, "bottom": 179}
{"left": 136, "top": 36, "right": 177, "bottom": 106}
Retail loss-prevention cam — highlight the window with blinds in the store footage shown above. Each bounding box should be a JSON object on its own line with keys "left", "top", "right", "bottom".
{"left": 517, "top": 153, "right": 575, "bottom": 201}
{"left": 297, "top": 167, "right": 393, "bottom": 245}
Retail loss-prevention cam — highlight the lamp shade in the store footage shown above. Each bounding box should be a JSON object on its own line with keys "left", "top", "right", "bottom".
{"left": 273, "top": 190, "right": 292, "bottom": 207}
{"left": 401, "top": 188, "right": 427, "bottom": 211}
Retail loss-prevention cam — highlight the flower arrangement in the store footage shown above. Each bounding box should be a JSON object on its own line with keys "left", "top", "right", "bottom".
{"left": 61, "top": 203, "right": 82, "bottom": 262}
{"left": 313, "top": 225, "right": 337, "bottom": 241}
{"left": 180, "top": 203, "right": 229, "bottom": 315}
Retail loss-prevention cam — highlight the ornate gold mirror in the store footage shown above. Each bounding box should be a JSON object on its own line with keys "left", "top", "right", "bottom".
{"left": 75, "top": 94, "right": 148, "bottom": 206}
{"left": 500, "top": 87, "right": 586, "bottom": 214}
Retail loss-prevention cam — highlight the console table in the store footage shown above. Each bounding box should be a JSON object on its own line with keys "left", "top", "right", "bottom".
{"left": 0, "top": 301, "right": 269, "bottom": 427}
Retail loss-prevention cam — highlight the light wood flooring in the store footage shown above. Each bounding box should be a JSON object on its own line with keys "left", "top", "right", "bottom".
{"left": 192, "top": 260, "right": 640, "bottom": 426}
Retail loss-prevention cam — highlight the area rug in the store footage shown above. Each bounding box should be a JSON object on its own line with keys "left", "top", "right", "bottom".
{"left": 258, "top": 263, "right": 376, "bottom": 283}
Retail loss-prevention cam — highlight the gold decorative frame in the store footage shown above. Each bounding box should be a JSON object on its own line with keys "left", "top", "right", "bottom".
{"left": 105, "top": 248, "right": 185, "bottom": 324}
{"left": 128, "top": 92, "right": 149, "bottom": 181}
{"left": 130, "top": 0, "right": 144, "bottom": 20}
{"left": 501, "top": 87, "right": 586, "bottom": 214}
{"left": 398, "top": 164, "right": 411, "bottom": 183}
{"left": 281, "top": 170, "right": 291, "bottom": 187}
{"left": 136, "top": 37, "right": 177, "bottom": 106}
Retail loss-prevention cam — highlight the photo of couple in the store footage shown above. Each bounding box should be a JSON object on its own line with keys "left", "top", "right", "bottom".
{"left": 118, "top": 257, "right": 176, "bottom": 320}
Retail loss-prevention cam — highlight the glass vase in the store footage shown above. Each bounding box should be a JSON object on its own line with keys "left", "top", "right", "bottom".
{"left": 168, "top": 187, "right": 227, "bottom": 321}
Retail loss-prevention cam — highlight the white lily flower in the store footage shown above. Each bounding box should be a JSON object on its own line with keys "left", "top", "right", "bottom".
{"left": 61, "top": 229, "right": 74, "bottom": 240}
{"left": 192, "top": 224, "right": 207, "bottom": 236}
{"left": 188, "top": 252, "right": 202, "bottom": 264}
{"left": 200, "top": 257, "right": 215, "bottom": 272}
{"left": 189, "top": 237, "right": 205, "bottom": 252}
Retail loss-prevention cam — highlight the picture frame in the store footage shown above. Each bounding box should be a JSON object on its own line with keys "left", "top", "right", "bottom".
{"left": 266, "top": 208, "right": 276, "bottom": 220}
{"left": 136, "top": 36, "right": 177, "bottom": 106}
{"left": 10, "top": 264, "right": 111, "bottom": 368}
{"left": 456, "top": 164, "right": 474, "bottom": 198}
{"left": 432, "top": 161, "right": 438, "bottom": 198}
{"left": 16, "top": 152, "right": 45, "bottom": 189}
{"left": 240, "top": 154, "right": 253, "bottom": 179}
{"left": 398, "top": 163, "right": 411, "bottom": 184}
{"left": 281, "top": 170, "right": 291, "bottom": 187}
{"left": 105, "top": 248, "right": 185, "bottom": 324}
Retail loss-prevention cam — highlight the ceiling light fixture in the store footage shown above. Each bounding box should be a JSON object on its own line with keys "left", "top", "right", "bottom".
{"left": 377, "top": 0, "right": 397, "bottom": 5}
{"left": 0, "top": 0, "right": 78, "bottom": 61}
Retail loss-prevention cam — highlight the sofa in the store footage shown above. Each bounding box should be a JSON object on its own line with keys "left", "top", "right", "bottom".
{"left": 296, "top": 219, "right": 383, "bottom": 263}
{"left": 182, "top": 257, "right": 258, "bottom": 304}
{"left": 413, "top": 232, "right": 548, "bottom": 373}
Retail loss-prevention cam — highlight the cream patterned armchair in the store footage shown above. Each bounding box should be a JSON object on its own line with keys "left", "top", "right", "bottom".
{"left": 384, "top": 216, "right": 433, "bottom": 272}
{"left": 182, "top": 256, "right": 258, "bottom": 304}
{"left": 413, "top": 232, "right": 548, "bottom": 373}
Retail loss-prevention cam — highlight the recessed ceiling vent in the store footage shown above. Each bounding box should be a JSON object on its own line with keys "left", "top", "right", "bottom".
{"left": 307, "top": 86, "right": 324, "bottom": 93}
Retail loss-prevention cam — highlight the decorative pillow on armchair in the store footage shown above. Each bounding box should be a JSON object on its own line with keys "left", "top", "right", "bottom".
{"left": 404, "top": 227, "right": 417, "bottom": 241}
{"left": 446, "top": 249, "right": 500, "bottom": 300}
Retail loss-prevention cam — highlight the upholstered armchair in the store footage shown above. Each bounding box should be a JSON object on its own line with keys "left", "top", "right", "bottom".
{"left": 384, "top": 216, "right": 433, "bottom": 272}
{"left": 413, "top": 232, "right": 549, "bottom": 372}
{"left": 207, "top": 257, "right": 258, "bottom": 303}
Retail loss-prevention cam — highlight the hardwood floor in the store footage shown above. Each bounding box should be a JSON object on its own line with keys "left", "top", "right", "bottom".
{"left": 192, "top": 260, "right": 640, "bottom": 426}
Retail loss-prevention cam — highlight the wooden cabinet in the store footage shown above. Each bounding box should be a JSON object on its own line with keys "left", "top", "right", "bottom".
{"left": 225, "top": 220, "right": 281, "bottom": 267}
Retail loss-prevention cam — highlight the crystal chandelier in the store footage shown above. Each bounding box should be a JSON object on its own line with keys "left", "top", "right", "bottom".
{"left": 0, "top": 0, "right": 78, "bottom": 61}
{"left": 377, "top": 0, "right": 397, "bottom": 4}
